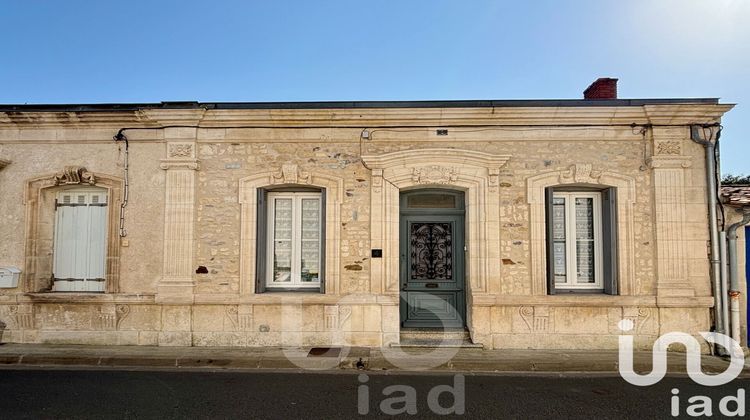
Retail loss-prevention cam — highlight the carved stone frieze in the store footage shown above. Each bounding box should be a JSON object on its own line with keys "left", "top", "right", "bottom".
{"left": 238, "top": 305, "right": 253, "bottom": 331}
{"left": 324, "top": 305, "right": 353, "bottom": 330}
{"left": 168, "top": 143, "right": 194, "bottom": 158}
{"left": 519, "top": 306, "right": 552, "bottom": 332}
{"left": 559, "top": 163, "right": 602, "bottom": 184}
{"left": 655, "top": 141, "right": 681, "bottom": 155}
{"left": 225, "top": 305, "right": 239, "bottom": 330}
{"left": 610, "top": 307, "right": 656, "bottom": 335}
{"left": 8, "top": 304, "right": 35, "bottom": 329}
{"left": 412, "top": 166, "right": 458, "bottom": 184}
{"left": 97, "top": 305, "right": 117, "bottom": 330}
{"left": 116, "top": 305, "right": 131, "bottom": 330}
{"left": 272, "top": 164, "right": 310, "bottom": 185}
{"left": 53, "top": 166, "right": 96, "bottom": 186}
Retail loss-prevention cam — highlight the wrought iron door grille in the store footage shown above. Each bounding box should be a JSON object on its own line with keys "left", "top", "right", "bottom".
{"left": 410, "top": 222, "right": 452, "bottom": 280}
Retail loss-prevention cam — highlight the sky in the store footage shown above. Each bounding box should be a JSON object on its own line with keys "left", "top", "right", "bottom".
{"left": 1, "top": 0, "right": 748, "bottom": 173}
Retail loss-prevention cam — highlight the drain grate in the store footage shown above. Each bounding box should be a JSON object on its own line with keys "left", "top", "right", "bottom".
{"left": 307, "top": 347, "right": 341, "bottom": 357}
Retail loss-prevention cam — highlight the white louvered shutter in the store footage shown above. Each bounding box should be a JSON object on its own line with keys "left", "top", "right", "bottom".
{"left": 53, "top": 189, "right": 108, "bottom": 292}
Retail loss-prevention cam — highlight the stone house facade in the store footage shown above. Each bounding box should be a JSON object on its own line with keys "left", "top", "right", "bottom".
{"left": 0, "top": 85, "right": 736, "bottom": 350}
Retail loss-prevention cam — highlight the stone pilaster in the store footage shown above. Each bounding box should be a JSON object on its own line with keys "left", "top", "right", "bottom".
{"left": 648, "top": 127, "right": 695, "bottom": 300}
{"left": 157, "top": 128, "right": 199, "bottom": 304}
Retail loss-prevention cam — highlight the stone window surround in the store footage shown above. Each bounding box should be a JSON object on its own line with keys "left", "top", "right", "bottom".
{"left": 361, "top": 148, "right": 511, "bottom": 303}
{"left": 23, "top": 167, "right": 124, "bottom": 294}
{"left": 238, "top": 165, "right": 344, "bottom": 296}
{"left": 526, "top": 164, "right": 636, "bottom": 296}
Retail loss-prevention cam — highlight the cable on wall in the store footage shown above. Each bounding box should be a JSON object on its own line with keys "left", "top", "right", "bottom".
{"left": 113, "top": 132, "right": 129, "bottom": 237}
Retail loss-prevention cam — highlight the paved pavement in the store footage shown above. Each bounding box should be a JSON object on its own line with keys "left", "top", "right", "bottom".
{"left": 0, "top": 368, "right": 746, "bottom": 419}
{"left": 0, "top": 343, "right": 746, "bottom": 375}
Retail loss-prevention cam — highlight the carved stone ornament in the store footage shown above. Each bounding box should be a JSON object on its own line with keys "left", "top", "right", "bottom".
{"left": 168, "top": 143, "right": 194, "bottom": 158}
{"left": 519, "top": 306, "right": 552, "bottom": 332}
{"left": 559, "top": 163, "right": 602, "bottom": 184}
{"left": 324, "top": 305, "right": 353, "bottom": 331}
{"left": 116, "top": 305, "right": 131, "bottom": 330}
{"left": 272, "top": 164, "right": 310, "bottom": 185}
{"left": 8, "top": 304, "right": 35, "bottom": 329}
{"left": 656, "top": 141, "right": 681, "bottom": 155}
{"left": 488, "top": 168, "right": 501, "bottom": 192}
{"left": 372, "top": 168, "right": 384, "bottom": 193}
{"left": 159, "top": 160, "right": 200, "bottom": 170}
{"left": 412, "top": 166, "right": 458, "bottom": 185}
{"left": 53, "top": 166, "right": 96, "bottom": 186}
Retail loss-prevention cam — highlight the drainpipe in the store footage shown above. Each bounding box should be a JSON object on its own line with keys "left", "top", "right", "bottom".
{"left": 727, "top": 209, "right": 750, "bottom": 346}
{"left": 690, "top": 125, "right": 724, "bottom": 338}
{"left": 719, "top": 231, "right": 730, "bottom": 337}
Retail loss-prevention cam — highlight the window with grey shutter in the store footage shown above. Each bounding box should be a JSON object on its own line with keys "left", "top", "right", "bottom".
{"left": 255, "top": 187, "right": 326, "bottom": 293}
{"left": 546, "top": 187, "right": 617, "bottom": 294}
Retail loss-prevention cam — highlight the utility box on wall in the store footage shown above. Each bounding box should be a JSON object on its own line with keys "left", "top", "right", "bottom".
{"left": 0, "top": 267, "right": 21, "bottom": 288}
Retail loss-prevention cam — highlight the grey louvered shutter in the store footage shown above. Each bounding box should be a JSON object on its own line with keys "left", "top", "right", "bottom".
{"left": 602, "top": 187, "right": 618, "bottom": 295}
{"left": 255, "top": 188, "right": 267, "bottom": 293}
{"left": 319, "top": 188, "right": 326, "bottom": 294}
{"left": 545, "top": 187, "right": 556, "bottom": 295}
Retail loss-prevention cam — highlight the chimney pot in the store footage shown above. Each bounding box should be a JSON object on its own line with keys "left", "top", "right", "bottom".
{"left": 584, "top": 78, "right": 618, "bottom": 100}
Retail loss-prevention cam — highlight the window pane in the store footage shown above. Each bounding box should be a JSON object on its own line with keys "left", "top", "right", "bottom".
{"left": 273, "top": 198, "right": 293, "bottom": 282}
{"left": 552, "top": 197, "right": 567, "bottom": 283}
{"left": 575, "top": 198, "right": 593, "bottom": 240}
{"left": 300, "top": 199, "right": 320, "bottom": 282}
{"left": 407, "top": 194, "right": 456, "bottom": 209}
{"left": 575, "top": 197, "right": 595, "bottom": 283}
{"left": 576, "top": 241, "right": 595, "bottom": 283}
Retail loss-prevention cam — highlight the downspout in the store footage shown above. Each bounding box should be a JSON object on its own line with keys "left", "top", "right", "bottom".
{"left": 727, "top": 209, "right": 750, "bottom": 346}
{"left": 690, "top": 125, "right": 724, "bottom": 338}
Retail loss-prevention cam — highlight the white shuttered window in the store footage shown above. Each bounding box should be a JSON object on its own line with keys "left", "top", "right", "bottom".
{"left": 265, "top": 192, "right": 322, "bottom": 288}
{"left": 550, "top": 191, "right": 603, "bottom": 290}
{"left": 53, "top": 188, "right": 108, "bottom": 292}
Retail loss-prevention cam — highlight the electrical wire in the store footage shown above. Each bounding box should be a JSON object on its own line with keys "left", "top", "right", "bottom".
{"left": 114, "top": 121, "right": 721, "bottom": 141}
{"left": 113, "top": 132, "right": 129, "bottom": 237}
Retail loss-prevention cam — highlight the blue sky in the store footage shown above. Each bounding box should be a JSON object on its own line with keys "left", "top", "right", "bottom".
{"left": 1, "top": 0, "right": 748, "bottom": 173}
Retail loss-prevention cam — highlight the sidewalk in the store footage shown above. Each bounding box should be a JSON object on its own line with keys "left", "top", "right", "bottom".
{"left": 1, "top": 343, "right": 747, "bottom": 375}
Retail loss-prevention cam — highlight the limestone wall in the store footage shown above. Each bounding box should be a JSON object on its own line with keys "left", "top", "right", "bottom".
{"left": 0, "top": 104, "right": 733, "bottom": 349}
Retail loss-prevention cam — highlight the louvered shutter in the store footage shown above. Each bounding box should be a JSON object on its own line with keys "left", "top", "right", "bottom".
{"left": 53, "top": 189, "right": 108, "bottom": 292}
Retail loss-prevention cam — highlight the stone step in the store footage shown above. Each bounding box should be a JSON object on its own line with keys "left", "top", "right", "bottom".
{"left": 395, "top": 329, "right": 482, "bottom": 348}
{"left": 399, "top": 328, "right": 471, "bottom": 341}
{"left": 391, "top": 339, "right": 484, "bottom": 349}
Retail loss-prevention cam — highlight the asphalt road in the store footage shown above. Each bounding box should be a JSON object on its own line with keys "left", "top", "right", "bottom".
{"left": 0, "top": 368, "right": 745, "bottom": 419}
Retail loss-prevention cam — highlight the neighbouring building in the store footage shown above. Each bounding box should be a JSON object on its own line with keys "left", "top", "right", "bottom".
{"left": 0, "top": 79, "right": 741, "bottom": 350}
{"left": 720, "top": 185, "right": 750, "bottom": 346}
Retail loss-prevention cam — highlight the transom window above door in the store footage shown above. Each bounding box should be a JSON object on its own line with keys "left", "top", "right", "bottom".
{"left": 265, "top": 192, "right": 323, "bottom": 289}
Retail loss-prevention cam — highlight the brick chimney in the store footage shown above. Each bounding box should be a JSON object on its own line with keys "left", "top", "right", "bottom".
{"left": 583, "top": 78, "right": 618, "bottom": 100}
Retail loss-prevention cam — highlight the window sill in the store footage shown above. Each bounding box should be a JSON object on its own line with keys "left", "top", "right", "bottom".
{"left": 553, "top": 289, "right": 606, "bottom": 294}
{"left": 263, "top": 288, "right": 322, "bottom": 293}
